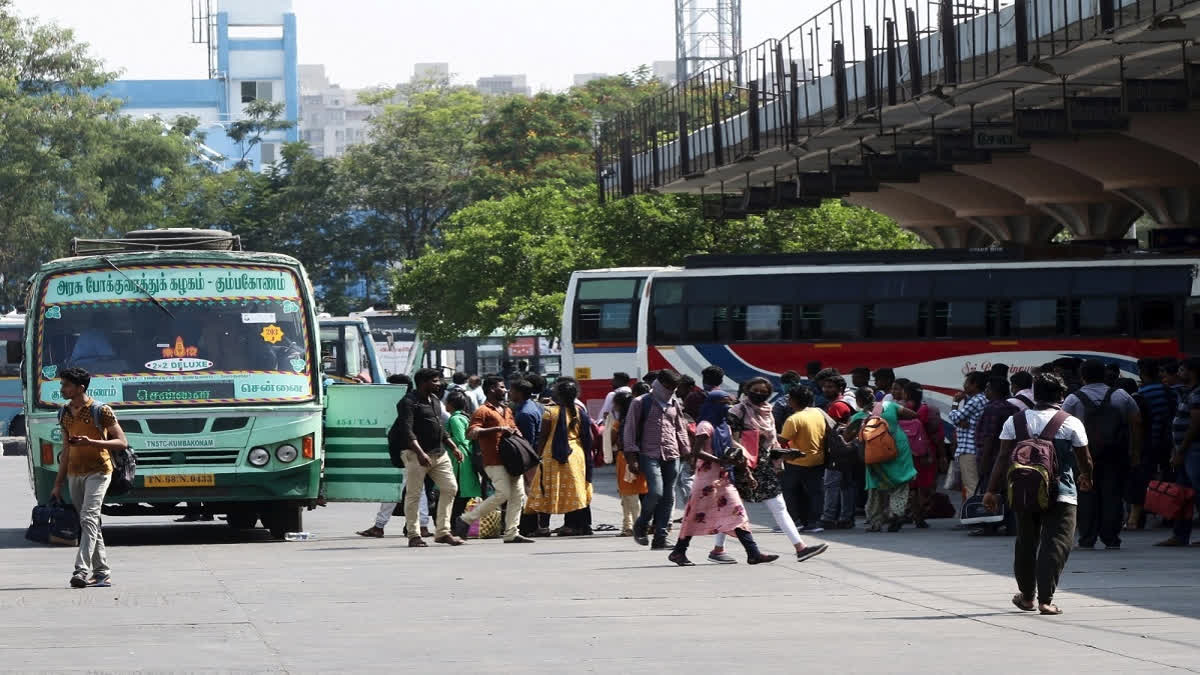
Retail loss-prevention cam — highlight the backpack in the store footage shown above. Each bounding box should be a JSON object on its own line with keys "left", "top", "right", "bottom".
{"left": 899, "top": 417, "right": 931, "bottom": 457}
{"left": 1075, "top": 388, "right": 1129, "bottom": 464}
{"left": 57, "top": 403, "right": 136, "bottom": 495}
{"left": 499, "top": 433, "right": 541, "bottom": 477}
{"left": 1006, "top": 409, "right": 1066, "bottom": 513}
{"left": 819, "top": 408, "right": 859, "bottom": 467}
{"left": 859, "top": 403, "right": 898, "bottom": 465}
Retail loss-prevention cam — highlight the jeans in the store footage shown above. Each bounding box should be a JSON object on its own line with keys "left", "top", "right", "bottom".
{"left": 781, "top": 464, "right": 824, "bottom": 528}
{"left": 1172, "top": 449, "right": 1200, "bottom": 544}
{"left": 675, "top": 460, "right": 695, "bottom": 510}
{"left": 1014, "top": 502, "right": 1077, "bottom": 605}
{"left": 463, "top": 465, "right": 525, "bottom": 541}
{"left": 635, "top": 456, "right": 679, "bottom": 541}
{"left": 402, "top": 451, "right": 457, "bottom": 538}
{"left": 69, "top": 472, "right": 111, "bottom": 578}
{"left": 822, "top": 467, "right": 856, "bottom": 523}
{"left": 1077, "top": 461, "right": 1126, "bottom": 546}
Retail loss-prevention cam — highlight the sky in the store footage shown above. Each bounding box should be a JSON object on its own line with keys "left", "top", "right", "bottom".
{"left": 12, "top": 0, "right": 827, "bottom": 92}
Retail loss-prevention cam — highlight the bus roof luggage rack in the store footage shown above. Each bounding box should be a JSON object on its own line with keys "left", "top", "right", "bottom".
{"left": 683, "top": 242, "right": 1135, "bottom": 269}
{"left": 72, "top": 229, "right": 241, "bottom": 256}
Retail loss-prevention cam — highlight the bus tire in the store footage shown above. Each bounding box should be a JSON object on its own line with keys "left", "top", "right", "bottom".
{"left": 226, "top": 510, "right": 258, "bottom": 529}
{"left": 264, "top": 503, "right": 302, "bottom": 540}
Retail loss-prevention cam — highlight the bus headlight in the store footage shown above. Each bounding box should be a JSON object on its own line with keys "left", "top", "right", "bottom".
{"left": 248, "top": 447, "right": 270, "bottom": 467}
{"left": 275, "top": 444, "right": 298, "bottom": 463}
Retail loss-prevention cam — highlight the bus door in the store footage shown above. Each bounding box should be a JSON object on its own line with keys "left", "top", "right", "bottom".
{"left": 320, "top": 322, "right": 378, "bottom": 383}
{"left": 323, "top": 383, "right": 406, "bottom": 501}
{"left": 0, "top": 321, "right": 23, "bottom": 436}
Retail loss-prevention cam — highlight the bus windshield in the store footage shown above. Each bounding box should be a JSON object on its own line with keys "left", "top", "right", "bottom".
{"left": 34, "top": 264, "right": 313, "bottom": 407}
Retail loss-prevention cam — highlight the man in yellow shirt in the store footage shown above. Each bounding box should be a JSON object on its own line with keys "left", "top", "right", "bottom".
{"left": 50, "top": 368, "right": 128, "bottom": 589}
{"left": 779, "top": 386, "right": 827, "bottom": 533}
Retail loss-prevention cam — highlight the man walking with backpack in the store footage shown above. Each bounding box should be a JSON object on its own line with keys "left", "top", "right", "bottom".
{"left": 985, "top": 373, "right": 1094, "bottom": 615}
{"left": 1062, "top": 359, "right": 1142, "bottom": 550}
{"left": 458, "top": 376, "right": 534, "bottom": 544}
{"left": 623, "top": 369, "right": 691, "bottom": 549}
{"left": 49, "top": 368, "right": 128, "bottom": 589}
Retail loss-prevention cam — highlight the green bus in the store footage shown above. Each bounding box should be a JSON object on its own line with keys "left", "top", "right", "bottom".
{"left": 20, "top": 230, "right": 404, "bottom": 537}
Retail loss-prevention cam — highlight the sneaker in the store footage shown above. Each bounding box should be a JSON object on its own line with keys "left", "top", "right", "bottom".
{"left": 69, "top": 573, "right": 88, "bottom": 589}
{"left": 668, "top": 552, "right": 695, "bottom": 566}
{"left": 747, "top": 553, "right": 780, "bottom": 565}
{"left": 633, "top": 526, "right": 649, "bottom": 546}
{"left": 88, "top": 574, "right": 112, "bottom": 588}
{"left": 795, "top": 543, "right": 828, "bottom": 562}
{"left": 707, "top": 550, "right": 738, "bottom": 564}
{"left": 504, "top": 535, "right": 536, "bottom": 544}
{"left": 650, "top": 538, "right": 672, "bottom": 550}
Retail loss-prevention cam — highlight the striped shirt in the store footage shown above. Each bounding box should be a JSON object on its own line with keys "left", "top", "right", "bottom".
{"left": 1138, "top": 383, "right": 1174, "bottom": 449}
{"left": 1171, "top": 386, "right": 1200, "bottom": 453}
{"left": 949, "top": 393, "right": 988, "bottom": 456}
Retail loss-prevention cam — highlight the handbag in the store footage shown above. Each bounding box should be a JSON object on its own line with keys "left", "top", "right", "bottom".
{"left": 944, "top": 456, "right": 962, "bottom": 491}
{"left": 1145, "top": 480, "right": 1196, "bottom": 520}
{"left": 960, "top": 482, "right": 1004, "bottom": 525}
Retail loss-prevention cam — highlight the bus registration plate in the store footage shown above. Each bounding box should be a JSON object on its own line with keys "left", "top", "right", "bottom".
{"left": 144, "top": 474, "right": 215, "bottom": 488}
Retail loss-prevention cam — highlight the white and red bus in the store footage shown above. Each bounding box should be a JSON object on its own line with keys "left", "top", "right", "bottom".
{"left": 562, "top": 249, "right": 1200, "bottom": 416}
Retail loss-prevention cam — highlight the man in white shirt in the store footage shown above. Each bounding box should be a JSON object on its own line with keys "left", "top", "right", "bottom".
{"left": 1008, "top": 371, "right": 1035, "bottom": 411}
{"left": 985, "top": 373, "right": 1094, "bottom": 616}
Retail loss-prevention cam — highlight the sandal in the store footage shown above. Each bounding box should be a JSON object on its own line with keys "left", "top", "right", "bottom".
{"left": 1039, "top": 603, "right": 1063, "bottom": 615}
{"left": 408, "top": 537, "right": 428, "bottom": 548}
{"left": 356, "top": 527, "right": 385, "bottom": 538}
{"left": 1011, "top": 594, "right": 1035, "bottom": 612}
{"left": 594, "top": 524, "right": 618, "bottom": 532}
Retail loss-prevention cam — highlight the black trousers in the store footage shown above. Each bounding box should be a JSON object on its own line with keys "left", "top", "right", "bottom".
{"left": 782, "top": 464, "right": 825, "bottom": 528}
{"left": 1076, "top": 462, "right": 1125, "bottom": 547}
{"left": 1014, "top": 502, "right": 1077, "bottom": 605}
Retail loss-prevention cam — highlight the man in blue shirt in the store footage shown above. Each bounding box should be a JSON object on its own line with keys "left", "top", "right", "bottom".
{"left": 1157, "top": 357, "right": 1200, "bottom": 547}
{"left": 511, "top": 379, "right": 543, "bottom": 445}
{"left": 1134, "top": 359, "right": 1174, "bottom": 529}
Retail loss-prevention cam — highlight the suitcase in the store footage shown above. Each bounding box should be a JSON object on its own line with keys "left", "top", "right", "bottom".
{"left": 1145, "top": 480, "right": 1196, "bottom": 521}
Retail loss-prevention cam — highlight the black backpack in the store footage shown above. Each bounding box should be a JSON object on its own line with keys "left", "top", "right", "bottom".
{"left": 57, "top": 403, "right": 137, "bottom": 496}
{"left": 1076, "top": 388, "right": 1129, "bottom": 464}
{"left": 818, "top": 408, "right": 859, "bottom": 467}
{"left": 499, "top": 433, "right": 541, "bottom": 477}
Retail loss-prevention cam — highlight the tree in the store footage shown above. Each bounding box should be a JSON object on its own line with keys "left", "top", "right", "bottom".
{"left": 342, "top": 82, "right": 488, "bottom": 260}
{"left": 226, "top": 99, "right": 293, "bottom": 170}
{"left": 0, "top": 1, "right": 196, "bottom": 307}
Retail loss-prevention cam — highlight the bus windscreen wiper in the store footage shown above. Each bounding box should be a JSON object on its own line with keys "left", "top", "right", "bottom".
{"left": 102, "top": 256, "right": 175, "bottom": 319}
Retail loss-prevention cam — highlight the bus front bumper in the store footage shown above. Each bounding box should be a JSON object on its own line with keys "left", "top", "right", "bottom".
{"left": 33, "top": 461, "right": 320, "bottom": 505}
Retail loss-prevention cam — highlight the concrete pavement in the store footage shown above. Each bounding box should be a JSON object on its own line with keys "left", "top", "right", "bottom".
{"left": 0, "top": 455, "right": 1197, "bottom": 673}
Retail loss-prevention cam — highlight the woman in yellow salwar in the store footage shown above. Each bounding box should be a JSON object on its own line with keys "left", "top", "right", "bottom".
{"left": 526, "top": 378, "right": 595, "bottom": 533}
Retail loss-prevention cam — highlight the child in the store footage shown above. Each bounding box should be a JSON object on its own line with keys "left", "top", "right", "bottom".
{"left": 612, "top": 391, "right": 647, "bottom": 536}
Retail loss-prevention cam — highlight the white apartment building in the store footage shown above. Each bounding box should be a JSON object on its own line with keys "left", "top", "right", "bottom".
{"left": 298, "top": 64, "right": 377, "bottom": 159}
{"left": 476, "top": 73, "right": 530, "bottom": 96}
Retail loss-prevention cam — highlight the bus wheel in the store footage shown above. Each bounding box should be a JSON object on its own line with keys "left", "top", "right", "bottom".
{"left": 226, "top": 510, "right": 258, "bottom": 529}
{"left": 264, "top": 504, "right": 302, "bottom": 540}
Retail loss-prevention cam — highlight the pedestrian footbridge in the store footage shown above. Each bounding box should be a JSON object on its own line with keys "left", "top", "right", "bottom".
{"left": 595, "top": 0, "right": 1200, "bottom": 246}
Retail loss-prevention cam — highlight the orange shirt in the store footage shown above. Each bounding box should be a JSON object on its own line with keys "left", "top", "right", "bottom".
{"left": 61, "top": 398, "right": 116, "bottom": 476}
{"left": 469, "top": 401, "right": 515, "bottom": 467}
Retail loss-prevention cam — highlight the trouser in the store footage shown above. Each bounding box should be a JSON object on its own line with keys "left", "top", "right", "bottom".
{"left": 674, "top": 528, "right": 760, "bottom": 558}
{"left": 402, "top": 451, "right": 457, "bottom": 539}
{"left": 564, "top": 506, "right": 591, "bottom": 530}
{"left": 1172, "top": 449, "right": 1200, "bottom": 544}
{"left": 620, "top": 494, "right": 641, "bottom": 533}
{"left": 866, "top": 485, "right": 910, "bottom": 527}
{"left": 674, "top": 461, "right": 695, "bottom": 511}
{"left": 781, "top": 464, "right": 824, "bottom": 528}
{"left": 1014, "top": 502, "right": 1077, "bottom": 605}
{"left": 822, "top": 467, "right": 856, "bottom": 523}
{"left": 958, "top": 454, "right": 980, "bottom": 498}
{"left": 375, "top": 490, "right": 431, "bottom": 530}
{"left": 635, "top": 456, "right": 679, "bottom": 541}
{"left": 715, "top": 494, "right": 804, "bottom": 549}
{"left": 463, "top": 465, "right": 525, "bottom": 541}
{"left": 1077, "top": 462, "right": 1126, "bottom": 546}
{"left": 69, "top": 472, "right": 111, "bottom": 577}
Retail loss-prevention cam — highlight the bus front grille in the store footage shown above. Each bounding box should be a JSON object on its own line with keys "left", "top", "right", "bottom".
{"left": 136, "top": 449, "right": 240, "bottom": 466}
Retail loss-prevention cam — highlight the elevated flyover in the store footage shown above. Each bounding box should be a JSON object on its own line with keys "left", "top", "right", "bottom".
{"left": 595, "top": 0, "right": 1200, "bottom": 246}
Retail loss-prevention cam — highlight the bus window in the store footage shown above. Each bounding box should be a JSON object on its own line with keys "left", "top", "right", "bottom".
{"left": 797, "top": 304, "right": 860, "bottom": 340}
{"left": 732, "top": 305, "right": 792, "bottom": 341}
{"left": 986, "top": 300, "right": 1013, "bottom": 337}
{"left": 687, "top": 305, "right": 727, "bottom": 342}
{"left": 1070, "top": 298, "right": 1129, "bottom": 336}
{"left": 932, "top": 301, "right": 986, "bottom": 338}
{"left": 652, "top": 280, "right": 684, "bottom": 305}
{"left": 1138, "top": 298, "right": 1178, "bottom": 335}
{"left": 864, "top": 302, "right": 921, "bottom": 339}
{"left": 1014, "top": 299, "right": 1065, "bottom": 337}
{"left": 652, "top": 306, "right": 683, "bottom": 344}
{"left": 578, "top": 278, "right": 641, "bottom": 300}
{"left": 574, "top": 277, "right": 642, "bottom": 341}
{"left": 1, "top": 329, "right": 20, "bottom": 376}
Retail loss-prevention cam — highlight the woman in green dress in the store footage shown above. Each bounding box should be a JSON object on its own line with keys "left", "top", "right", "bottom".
{"left": 444, "top": 391, "right": 484, "bottom": 526}
{"left": 848, "top": 386, "right": 919, "bottom": 532}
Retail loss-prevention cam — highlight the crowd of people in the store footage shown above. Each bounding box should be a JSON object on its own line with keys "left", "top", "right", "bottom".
{"left": 364, "top": 355, "right": 1198, "bottom": 610}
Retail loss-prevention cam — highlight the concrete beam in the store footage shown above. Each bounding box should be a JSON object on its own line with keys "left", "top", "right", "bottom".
{"left": 886, "top": 173, "right": 1032, "bottom": 218}
{"left": 1123, "top": 113, "right": 1200, "bottom": 169}
{"left": 953, "top": 156, "right": 1107, "bottom": 206}
{"left": 1029, "top": 135, "right": 1200, "bottom": 192}
{"left": 843, "top": 186, "right": 963, "bottom": 228}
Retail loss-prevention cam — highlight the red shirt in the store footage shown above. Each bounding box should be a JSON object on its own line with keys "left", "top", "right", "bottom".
{"left": 827, "top": 401, "right": 853, "bottom": 424}
{"left": 469, "top": 401, "right": 516, "bottom": 467}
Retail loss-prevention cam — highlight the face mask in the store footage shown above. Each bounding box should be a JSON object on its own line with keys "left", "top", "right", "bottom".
{"left": 747, "top": 391, "right": 770, "bottom": 405}
{"left": 651, "top": 380, "right": 673, "bottom": 403}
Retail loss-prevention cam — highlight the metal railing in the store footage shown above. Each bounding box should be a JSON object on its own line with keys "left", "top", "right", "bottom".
{"left": 597, "top": 0, "right": 1192, "bottom": 201}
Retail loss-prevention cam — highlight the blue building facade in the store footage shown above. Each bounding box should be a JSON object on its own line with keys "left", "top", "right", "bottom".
{"left": 97, "top": 0, "right": 299, "bottom": 171}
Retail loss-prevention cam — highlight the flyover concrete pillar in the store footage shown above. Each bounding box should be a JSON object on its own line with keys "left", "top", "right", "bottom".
{"left": 1029, "top": 135, "right": 1200, "bottom": 228}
